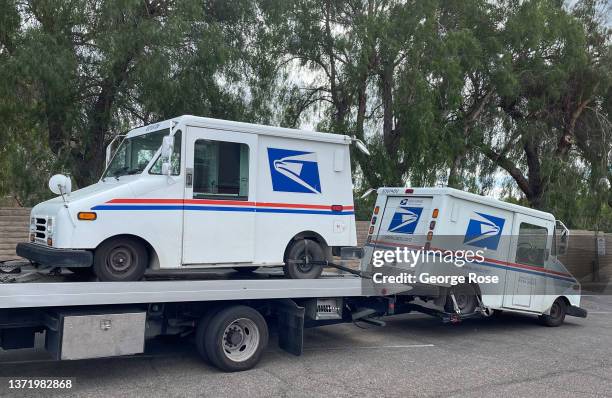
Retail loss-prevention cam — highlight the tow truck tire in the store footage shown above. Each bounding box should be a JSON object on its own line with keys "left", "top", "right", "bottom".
{"left": 202, "top": 305, "right": 268, "bottom": 372}
{"left": 93, "top": 237, "right": 148, "bottom": 282}
{"left": 195, "top": 306, "right": 225, "bottom": 364}
{"left": 283, "top": 239, "right": 325, "bottom": 279}
{"left": 444, "top": 284, "right": 477, "bottom": 315}
{"left": 539, "top": 298, "right": 566, "bottom": 327}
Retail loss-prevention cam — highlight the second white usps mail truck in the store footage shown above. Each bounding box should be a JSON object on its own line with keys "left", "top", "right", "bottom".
{"left": 362, "top": 187, "right": 586, "bottom": 326}
{"left": 17, "top": 115, "right": 365, "bottom": 281}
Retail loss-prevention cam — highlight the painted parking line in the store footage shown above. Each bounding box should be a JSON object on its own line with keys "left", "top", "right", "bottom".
{"left": 304, "top": 344, "right": 435, "bottom": 351}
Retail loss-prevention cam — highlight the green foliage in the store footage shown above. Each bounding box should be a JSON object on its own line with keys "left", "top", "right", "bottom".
{"left": 0, "top": 0, "right": 609, "bottom": 232}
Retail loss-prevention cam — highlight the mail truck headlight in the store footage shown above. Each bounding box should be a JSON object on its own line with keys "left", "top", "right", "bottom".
{"left": 47, "top": 217, "right": 53, "bottom": 234}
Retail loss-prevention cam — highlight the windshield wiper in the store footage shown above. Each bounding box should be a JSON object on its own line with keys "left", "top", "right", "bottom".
{"left": 126, "top": 168, "right": 144, "bottom": 175}
{"left": 112, "top": 166, "right": 129, "bottom": 179}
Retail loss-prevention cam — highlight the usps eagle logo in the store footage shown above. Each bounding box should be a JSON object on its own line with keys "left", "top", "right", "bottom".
{"left": 388, "top": 206, "right": 423, "bottom": 234}
{"left": 267, "top": 148, "right": 322, "bottom": 194}
{"left": 463, "top": 212, "right": 505, "bottom": 250}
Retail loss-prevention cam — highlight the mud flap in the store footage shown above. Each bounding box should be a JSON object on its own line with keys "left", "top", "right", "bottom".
{"left": 275, "top": 299, "right": 305, "bottom": 356}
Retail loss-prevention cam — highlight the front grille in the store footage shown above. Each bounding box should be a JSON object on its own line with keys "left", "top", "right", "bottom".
{"left": 33, "top": 216, "right": 47, "bottom": 242}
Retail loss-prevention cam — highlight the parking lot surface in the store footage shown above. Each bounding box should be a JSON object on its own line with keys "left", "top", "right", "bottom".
{"left": 0, "top": 295, "right": 610, "bottom": 397}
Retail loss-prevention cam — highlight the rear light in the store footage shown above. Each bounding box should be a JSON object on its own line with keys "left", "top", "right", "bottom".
{"left": 369, "top": 225, "right": 374, "bottom": 234}
{"left": 47, "top": 237, "right": 53, "bottom": 246}
{"left": 429, "top": 221, "right": 436, "bottom": 230}
{"left": 424, "top": 242, "right": 431, "bottom": 250}
{"left": 405, "top": 188, "right": 414, "bottom": 194}
{"left": 373, "top": 206, "right": 380, "bottom": 215}
{"left": 427, "top": 231, "right": 433, "bottom": 241}
{"left": 371, "top": 216, "right": 377, "bottom": 224}
{"left": 432, "top": 209, "right": 439, "bottom": 218}
{"left": 331, "top": 205, "right": 344, "bottom": 212}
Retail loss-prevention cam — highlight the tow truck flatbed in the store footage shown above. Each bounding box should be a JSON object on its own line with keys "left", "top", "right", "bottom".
{"left": 0, "top": 276, "right": 365, "bottom": 309}
{"left": 0, "top": 266, "right": 494, "bottom": 372}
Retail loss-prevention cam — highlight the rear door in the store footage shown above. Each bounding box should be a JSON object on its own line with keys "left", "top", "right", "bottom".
{"left": 182, "top": 126, "right": 257, "bottom": 265}
{"left": 374, "top": 195, "right": 433, "bottom": 251}
{"left": 503, "top": 214, "right": 551, "bottom": 311}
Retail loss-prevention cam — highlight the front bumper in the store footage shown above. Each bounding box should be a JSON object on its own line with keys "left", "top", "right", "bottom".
{"left": 566, "top": 305, "right": 588, "bottom": 318}
{"left": 16, "top": 243, "right": 93, "bottom": 268}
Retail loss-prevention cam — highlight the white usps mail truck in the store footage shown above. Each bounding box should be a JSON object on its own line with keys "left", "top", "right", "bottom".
{"left": 361, "top": 187, "right": 586, "bottom": 326}
{"left": 17, "top": 115, "right": 363, "bottom": 281}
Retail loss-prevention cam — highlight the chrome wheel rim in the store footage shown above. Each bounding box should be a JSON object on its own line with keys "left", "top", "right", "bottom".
{"left": 222, "top": 318, "right": 260, "bottom": 362}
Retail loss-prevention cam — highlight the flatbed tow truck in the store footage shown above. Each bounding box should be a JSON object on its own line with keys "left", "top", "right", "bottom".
{"left": 0, "top": 259, "right": 479, "bottom": 372}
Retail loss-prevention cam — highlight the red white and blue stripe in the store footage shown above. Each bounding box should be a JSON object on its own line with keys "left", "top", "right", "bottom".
{"left": 92, "top": 198, "right": 354, "bottom": 216}
{"left": 368, "top": 239, "right": 577, "bottom": 284}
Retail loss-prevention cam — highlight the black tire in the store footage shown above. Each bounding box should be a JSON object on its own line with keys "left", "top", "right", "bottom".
{"left": 233, "top": 266, "right": 258, "bottom": 274}
{"left": 539, "top": 298, "right": 566, "bottom": 327}
{"left": 283, "top": 239, "right": 325, "bottom": 279}
{"left": 196, "top": 306, "right": 225, "bottom": 364}
{"left": 202, "top": 305, "right": 268, "bottom": 372}
{"left": 444, "top": 284, "right": 477, "bottom": 314}
{"left": 93, "top": 237, "right": 148, "bottom": 282}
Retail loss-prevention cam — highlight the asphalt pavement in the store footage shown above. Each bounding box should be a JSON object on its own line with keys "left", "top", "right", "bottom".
{"left": 0, "top": 295, "right": 611, "bottom": 397}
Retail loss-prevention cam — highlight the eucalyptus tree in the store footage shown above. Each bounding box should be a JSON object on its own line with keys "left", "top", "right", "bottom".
{"left": 0, "top": 0, "right": 274, "bottom": 203}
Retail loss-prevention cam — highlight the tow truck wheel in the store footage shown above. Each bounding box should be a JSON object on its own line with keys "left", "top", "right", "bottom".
{"left": 539, "top": 298, "right": 566, "bottom": 327}
{"left": 444, "top": 284, "right": 477, "bottom": 314}
{"left": 283, "top": 239, "right": 325, "bottom": 279}
{"left": 93, "top": 237, "right": 148, "bottom": 282}
{"left": 202, "top": 305, "right": 268, "bottom": 372}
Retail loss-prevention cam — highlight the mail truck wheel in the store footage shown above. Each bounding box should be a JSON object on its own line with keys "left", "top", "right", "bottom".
{"left": 93, "top": 237, "right": 148, "bottom": 282}
{"left": 284, "top": 239, "right": 324, "bottom": 279}
{"left": 202, "top": 305, "right": 268, "bottom": 372}
{"left": 539, "top": 298, "right": 566, "bottom": 327}
{"left": 444, "top": 284, "right": 477, "bottom": 314}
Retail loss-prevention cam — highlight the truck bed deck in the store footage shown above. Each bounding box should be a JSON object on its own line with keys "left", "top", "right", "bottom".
{"left": 0, "top": 273, "right": 365, "bottom": 309}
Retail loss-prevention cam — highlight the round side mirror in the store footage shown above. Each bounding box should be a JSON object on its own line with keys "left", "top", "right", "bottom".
{"left": 49, "top": 174, "right": 72, "bottom": 196}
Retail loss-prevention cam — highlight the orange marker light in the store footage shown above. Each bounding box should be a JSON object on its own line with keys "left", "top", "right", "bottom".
{"left": 374, "top": 206, "right": 380, "bottom": 215}
{"left": 78, "top": 212, "right": 97, "bottom": 221}
{"left": 432, "top": 209, "right": 439, "bottom": 218}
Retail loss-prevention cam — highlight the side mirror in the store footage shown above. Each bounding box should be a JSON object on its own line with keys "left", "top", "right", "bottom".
{"left": 49, "top": 174, "right": 72, "bottom": 196}
{"left": 360, "top": 188, "right": 376, "bottom": 199}
{"left": 105, "top": 145, "right": 113, "bottom": 168}
{"left": 105, "top": 135, "right": 125, "bottom": 168}
{"left": 555, "top": 220, "right": 569, "bottom": 256}
{"left": 351, "top": 136, "right": 371, "bottom": 156}
{"left": 161, "top": 135, "right": 174, "bottom": 175}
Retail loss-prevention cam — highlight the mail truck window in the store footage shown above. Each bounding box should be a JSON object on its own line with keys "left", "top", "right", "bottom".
{"left": 104, "top": 129, "right": 169, "bottom": 178}
{"left": 516, "top": 222, "right": 548, "bottom": 267}
{"left": 193, "top": 139, "right": 249, "bottom": 200}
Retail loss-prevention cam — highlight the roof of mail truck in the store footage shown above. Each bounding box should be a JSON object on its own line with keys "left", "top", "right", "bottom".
{"left": 127, "top": 115, "right": 352, "bottom": 145}
{"left": 377, "top": 187, "right": 555, "bottom": 221}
